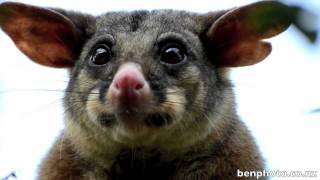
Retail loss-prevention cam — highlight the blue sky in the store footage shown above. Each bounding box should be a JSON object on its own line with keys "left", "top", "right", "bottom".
{"left": 0, "top": 0, "right": 319, "bottom": 179}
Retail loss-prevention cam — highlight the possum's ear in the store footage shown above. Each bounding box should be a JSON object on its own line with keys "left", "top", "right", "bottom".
{"left": 207, "top": 1, "right": 292, "bottom": 67}
{"left": 0, "top": 2, "right": 94, "bottom": 68}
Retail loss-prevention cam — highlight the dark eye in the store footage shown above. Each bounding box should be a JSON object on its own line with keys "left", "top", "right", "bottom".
{"left": 89, "top": 44, "right": 111, "bottom": 66}
{"left": 160, "top": 44, "right": 186, "bottom": 65}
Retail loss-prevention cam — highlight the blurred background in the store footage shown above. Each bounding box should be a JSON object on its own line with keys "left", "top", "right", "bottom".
{"left": 0, "top": 0, "right": 319, "bottom": 179}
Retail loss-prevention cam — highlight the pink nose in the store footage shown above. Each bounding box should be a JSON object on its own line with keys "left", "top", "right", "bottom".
{"left": 108, "top": 63, "right": 150, "bottom": 108}
{"left": 114, "top": 70, "right": 145, "bottom": 91}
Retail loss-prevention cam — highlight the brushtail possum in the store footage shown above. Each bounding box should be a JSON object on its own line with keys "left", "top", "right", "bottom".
{"left": 0, "top": 1, "right": 291, "bottom": 179}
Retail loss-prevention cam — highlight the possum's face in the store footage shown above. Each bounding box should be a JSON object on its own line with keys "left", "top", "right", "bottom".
{"left": 0, "top": 2, "right": 291, "bottom": 148}
{"left": 65, "top": 11, "right": 225, "bottom": 146}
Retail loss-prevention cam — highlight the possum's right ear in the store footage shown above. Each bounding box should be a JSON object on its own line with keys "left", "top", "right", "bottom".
{"left": 0, "top": 2, "right": 95, "bottom": 68}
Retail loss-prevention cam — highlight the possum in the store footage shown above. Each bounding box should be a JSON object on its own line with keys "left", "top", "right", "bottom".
{"left": 0, "top": 1, "right": 291, "bottom": 179}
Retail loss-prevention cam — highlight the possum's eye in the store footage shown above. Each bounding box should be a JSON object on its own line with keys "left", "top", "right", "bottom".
{"left": 89, "top": 44, "right": 111, "bottom": 66}
{"left": 160, "top": 43, "right": 186, "bottom": 65}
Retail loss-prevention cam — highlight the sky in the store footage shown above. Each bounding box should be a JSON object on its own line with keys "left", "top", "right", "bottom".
{"left": 0, "top": 0, "right": 319, "bottom": 179}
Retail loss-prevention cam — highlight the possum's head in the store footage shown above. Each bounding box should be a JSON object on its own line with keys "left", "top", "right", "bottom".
{"left": 0, "top": 2, "right": 291, "bottom": 148}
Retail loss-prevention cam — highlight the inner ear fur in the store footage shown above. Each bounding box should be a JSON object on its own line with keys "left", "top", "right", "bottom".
{"left": 0, "top": 2, "right": 94, "bottom": 68}
{"left": 207, "top": 1, "right": 292, "bottom": 67}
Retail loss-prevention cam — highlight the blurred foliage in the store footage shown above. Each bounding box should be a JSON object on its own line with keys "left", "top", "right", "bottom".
{"left": 287, "top": 4, "right": 318, "bottom": 43}
{"left": 283, "top": 1, "right": 319, "bottom": 114}
{"left": 310, "top": 108, "right": 320, "bottom": 114}
{"left": 249, "top": 1, "right": 318, "bottom": 43}
{"left": 1, "top": 172, "right": 17, "bottom": 180}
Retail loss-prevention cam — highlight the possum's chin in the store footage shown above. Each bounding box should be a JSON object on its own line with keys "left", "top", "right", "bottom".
{"left": 114, "top": 112, "right": 170, "bottom": 132}
{"left": 110, "top": 123, "right": 157, "bottom": 145}
{"left": 108, "top": 112, "right": 174, "bottom": 145}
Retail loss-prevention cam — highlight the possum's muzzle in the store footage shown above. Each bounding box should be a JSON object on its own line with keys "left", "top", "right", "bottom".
{"left": 107, "top": 63, "right": 154, "bottom": 123}
{"left": 88, "top": 62, "right": 182, "bottom": 130}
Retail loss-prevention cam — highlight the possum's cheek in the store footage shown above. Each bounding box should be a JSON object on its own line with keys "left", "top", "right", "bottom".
{"left": 153, "top": 87, "right": 187, "bottom": 126}
{"left": 86, "top": 88, "right": 116, "bottom": 127}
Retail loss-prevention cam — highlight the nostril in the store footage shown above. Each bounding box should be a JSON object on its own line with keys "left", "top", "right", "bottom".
{"left": 115, "top": 82, "right": 120, "bottom": 89}
{"left": 135, "top": 82, "right": 144, "bottom": 90}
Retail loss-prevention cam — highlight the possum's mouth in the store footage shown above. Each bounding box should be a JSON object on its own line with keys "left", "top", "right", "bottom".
{"left": 145, "top": 113, "right": 172, "bottom": 127}
{"left": 114, "top": 111, "right": 172, "bottom": 128}
{"left": 93, "top": 100, "right": 173, "bottom": 128}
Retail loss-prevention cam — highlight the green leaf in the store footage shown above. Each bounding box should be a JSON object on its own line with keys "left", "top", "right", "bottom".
{"left": 246, "top": 1, "right": 318, "bottom": 44}
{"left": 289, "top": 5, "right": 318, "bottom": 43}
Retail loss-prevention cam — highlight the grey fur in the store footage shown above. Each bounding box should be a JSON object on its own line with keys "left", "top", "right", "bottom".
{"left": 52, "top": 9, "right": 264, "bottom": 180}
{"left": 0, "top": 2, "right": 272, "bottom": 179}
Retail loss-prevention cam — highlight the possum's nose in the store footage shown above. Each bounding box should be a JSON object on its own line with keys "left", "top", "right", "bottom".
{"left": 114, "top": 69, "right": 145, "bottom": 91}
{"left": 108, "top": 63, "right": 151, "bottom": 112}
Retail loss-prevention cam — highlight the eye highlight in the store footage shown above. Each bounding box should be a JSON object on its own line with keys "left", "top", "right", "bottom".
{"left": 89, "top": 44, "right": 111, "bottom": 66}
{"left": 160, "top": 43, "right": 186, "bottom": 65}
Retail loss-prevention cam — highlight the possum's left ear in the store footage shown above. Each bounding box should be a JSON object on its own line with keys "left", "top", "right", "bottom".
{"left": 207, "top": 1, "right": 292, "bottom": 67}
{"left": 0, "top": 2, "right": 94, "bottom": 68}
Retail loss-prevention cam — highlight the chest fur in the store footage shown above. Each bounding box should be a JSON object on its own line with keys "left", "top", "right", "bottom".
{"left": 108, "top": 149, "right": 175, "bottom": 180}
